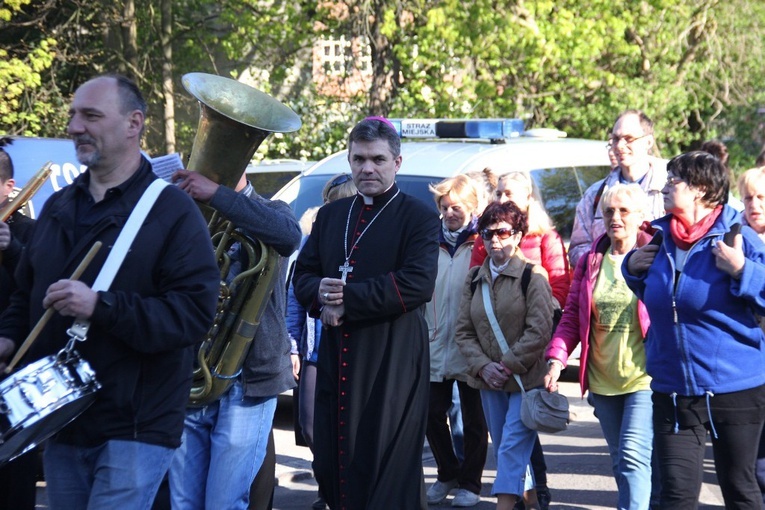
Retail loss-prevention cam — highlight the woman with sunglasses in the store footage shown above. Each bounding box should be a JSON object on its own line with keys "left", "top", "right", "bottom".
{"left": 472, "top": 171, "right": 570, "bottom": 310}
{"left": 624, "top": 152, "right": 765, "bottom": 508}
{"left": 469, "top": 171, "right": 567, "bottom": 509}
{"left": 456, "top": 201, "right": 554, "bottom": 510}
{"left": 544, "top": 183, "right": 654, "bottom": 510}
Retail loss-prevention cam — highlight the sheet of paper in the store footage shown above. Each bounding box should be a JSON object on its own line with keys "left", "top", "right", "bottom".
{"left": 150, "top": 153, "right": 184, "bottom": 182}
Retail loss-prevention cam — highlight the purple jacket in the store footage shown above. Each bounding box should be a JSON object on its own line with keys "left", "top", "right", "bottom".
{"left": 546, "top": 231, "right": 651, "bottom": 396}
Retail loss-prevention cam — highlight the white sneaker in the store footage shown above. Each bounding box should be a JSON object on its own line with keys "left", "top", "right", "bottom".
{"left": 427, "top": 479, "right": 458, "bottom": 504}
{"left": 451, "top": 488, "right": 480, "bottom": 507}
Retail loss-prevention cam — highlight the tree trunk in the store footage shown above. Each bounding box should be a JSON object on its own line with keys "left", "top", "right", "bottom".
{"left": 122, "top": 0, "right": 139, "bottom": 75}
{"left": 161, "top": 0, "right": 176, "bottom": 154}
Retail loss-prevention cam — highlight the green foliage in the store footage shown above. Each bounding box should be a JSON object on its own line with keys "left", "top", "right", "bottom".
{"left": 0, "top": 0, "right": 763, "bottom": 172}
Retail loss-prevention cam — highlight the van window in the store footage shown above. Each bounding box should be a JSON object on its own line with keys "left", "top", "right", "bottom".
{"left": 532, "top": 165, "right": 610, "bottom": 240}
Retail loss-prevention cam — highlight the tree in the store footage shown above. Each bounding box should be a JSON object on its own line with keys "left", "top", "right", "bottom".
{"left": 1, "top": 0, "right": 763, "bottom": 169}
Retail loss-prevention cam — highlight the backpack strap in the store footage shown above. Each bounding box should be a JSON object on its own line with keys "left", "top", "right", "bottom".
{"left": 472, "top": 263, "right": 533, "bottom": 297}
{"left": 591, "top": 179, "right": 609, "bottom": 215}
{"left": 520, "top": 263, "right": 533, "bottom": 299}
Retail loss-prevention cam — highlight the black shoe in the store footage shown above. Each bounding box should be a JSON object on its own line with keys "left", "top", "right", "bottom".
{"left": 537, "top": 486, "right": 551, "bottom": 510}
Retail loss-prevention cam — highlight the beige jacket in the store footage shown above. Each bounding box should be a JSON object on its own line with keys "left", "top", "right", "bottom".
{"left": 425, "top": 240, "right": 475, "bottom": 382}
{"left": 454, "top": 254, "right": 554, "bottom": 392}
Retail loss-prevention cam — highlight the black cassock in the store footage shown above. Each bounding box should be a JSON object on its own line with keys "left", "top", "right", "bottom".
{"left": 293, "top": 184, "right": 439, "bottom": 510}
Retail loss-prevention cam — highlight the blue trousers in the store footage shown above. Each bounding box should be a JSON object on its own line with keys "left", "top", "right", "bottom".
{"left": 481, "top": 389, "right": 536, "bottom": 497}
{"left": 590, "top": 390, "right": 653, "bottom": 510}
{"left": 168, "top": 381, "right": 277, "bottom": 510}
{"left": 43, "top": 438, "right": 174, "bottom": 510}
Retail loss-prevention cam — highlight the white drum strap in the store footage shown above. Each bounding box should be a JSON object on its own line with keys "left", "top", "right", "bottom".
{"left": 67, "top": 179, "right": 169, "bottom": 343}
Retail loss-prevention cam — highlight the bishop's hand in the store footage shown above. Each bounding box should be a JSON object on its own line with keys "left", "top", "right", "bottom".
{"left": 321, "top": 304, "right": 345, "bottom": 327}
{"left": 319, "top": 277, "right": 345, "bottom": 306}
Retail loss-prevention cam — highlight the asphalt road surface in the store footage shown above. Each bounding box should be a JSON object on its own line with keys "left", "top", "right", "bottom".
{"left": 35, "top": 363, "right": 725, "bottom": 509}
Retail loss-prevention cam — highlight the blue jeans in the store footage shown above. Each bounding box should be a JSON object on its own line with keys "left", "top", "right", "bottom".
{"left": 169, "top": 381, "right": 277, "bottom": 510}
{"left": 481, "top": 389, "right": 536, "bottom": 497}
{"left": 590, "top": 390, "right": 653, "bottom": 510}
{"left": 43, "top": 438, "right": 174, "bottom": 510}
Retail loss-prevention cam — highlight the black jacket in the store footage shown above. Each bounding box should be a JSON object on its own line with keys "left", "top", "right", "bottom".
{"left": 0, "top": 210, "right": 34, "bottom": 312}
{"left": 0, "top": 158, "right": 220, "bottom": 448}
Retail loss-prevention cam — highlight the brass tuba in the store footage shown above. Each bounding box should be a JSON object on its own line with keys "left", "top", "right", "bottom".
{"left": 182, "top": 72, "right": 301, "bottom": 407}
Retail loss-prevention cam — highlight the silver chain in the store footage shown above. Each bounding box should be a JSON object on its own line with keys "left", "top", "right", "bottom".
{"left": 343, "top": 190, "right": 401, "bottom": 263}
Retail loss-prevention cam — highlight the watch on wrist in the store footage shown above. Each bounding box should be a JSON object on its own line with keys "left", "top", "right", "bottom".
{"left": 98, "top": 291, "right": 116, "bottom": 310}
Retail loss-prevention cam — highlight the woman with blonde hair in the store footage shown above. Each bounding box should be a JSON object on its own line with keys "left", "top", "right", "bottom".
{"left": 545, "top": 183, "right": 654, "bottom": 510}
{"left": 738, "top": 166, "right": 765, "bottom": 505}
{"left": 424, "top": 174, "right": 488, "bottom": 508}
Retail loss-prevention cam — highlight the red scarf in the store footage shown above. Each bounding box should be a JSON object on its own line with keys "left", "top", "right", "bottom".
{"left": 669, "top": 205, "right": 723, "bottom": 250}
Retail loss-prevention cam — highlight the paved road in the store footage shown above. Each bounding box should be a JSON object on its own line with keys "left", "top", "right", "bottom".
{"left": 34, "top": 364, "right": 725, "bottom": 509}
{"left": 270, "top": 364, "right": 725, "bottom": 510}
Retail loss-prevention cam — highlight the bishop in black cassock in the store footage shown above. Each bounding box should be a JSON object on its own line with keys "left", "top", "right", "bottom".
{"left": 293, "top": 180, "right": 439, "bottom": 509}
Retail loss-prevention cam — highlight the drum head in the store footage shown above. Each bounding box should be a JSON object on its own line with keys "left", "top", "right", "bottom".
{"left": 0, "top": 392, "right": 96, "bottom": 465}
{"left": 0, "top": 354, "right": 100, "bottom": 466}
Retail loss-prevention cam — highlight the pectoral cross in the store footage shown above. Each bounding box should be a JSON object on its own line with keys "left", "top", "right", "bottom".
{"left": 339, "top": 261, "right": 354, "bottom": 283}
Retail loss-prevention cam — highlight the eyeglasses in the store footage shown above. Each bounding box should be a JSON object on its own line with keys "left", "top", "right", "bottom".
{"left": 480, "top": 228, "right": 516, "bottom": 241}
{"left": 607, "top": 133, "right": 651, "bottom": 149}
{"left": 665, "top": 176, "right": 685, "bottom": 188}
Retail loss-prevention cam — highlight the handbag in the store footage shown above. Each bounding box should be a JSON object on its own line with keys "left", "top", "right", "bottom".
{"left": 480, "top": 277, "right": 569, "bottom": 433}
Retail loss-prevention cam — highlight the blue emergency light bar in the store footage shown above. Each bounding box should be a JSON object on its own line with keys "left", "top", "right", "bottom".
{"left": 387, "top": 119, "right": 525, "bottom": 140}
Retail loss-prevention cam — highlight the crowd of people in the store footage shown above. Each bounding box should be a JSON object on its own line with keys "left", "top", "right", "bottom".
{"left": 2, "top": 72, "right": 765, "bottom": 510}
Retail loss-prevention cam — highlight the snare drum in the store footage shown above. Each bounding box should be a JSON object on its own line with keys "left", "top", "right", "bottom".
{"left": 0, "top": 353, "right": 100, "bottom": 465}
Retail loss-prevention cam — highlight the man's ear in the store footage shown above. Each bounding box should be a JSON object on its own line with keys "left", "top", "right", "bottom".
{"left": 2, "top": 178, "right": 15, "bottom": 200}
{"left": 126, "top": 110, "right": 144, "bottom": 138}
{"left": 394, "top": 154, "right": 403, "bottom": 173}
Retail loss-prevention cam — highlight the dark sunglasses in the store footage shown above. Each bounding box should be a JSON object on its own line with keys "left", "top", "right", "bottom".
{"left": 480, "top": 228, "right": 516, "bottom": 241}
{"left": 327, "top": 173, "right": 353, "bottom": 191}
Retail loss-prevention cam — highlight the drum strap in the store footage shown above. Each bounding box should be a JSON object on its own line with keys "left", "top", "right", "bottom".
{"left": 67, "top": 179, "right": 170, "bottom": 342}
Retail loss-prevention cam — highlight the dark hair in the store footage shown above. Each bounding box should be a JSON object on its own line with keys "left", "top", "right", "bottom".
{"left": 348, "top": 118, "right": 400, "bottom": 157}
{"left": 667, "top": 151, "right": 729, "bottom": 206}
{"left": 700, "top": 139, "right": 729, "bottom": 168}
{"left": 0, "top": 137, "right": 14, "bottom": 182}
{"left": 477, "top": 201, "right": 528, "bottom": 237}
{"left": 614, "top": 109, "right": 654, "bottom": 136}
{"left": 100, "top": 74, "right": 147, "bottom": 117}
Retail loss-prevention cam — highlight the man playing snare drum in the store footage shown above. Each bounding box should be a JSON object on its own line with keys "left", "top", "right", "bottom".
{"left": 0, "top": 74, "right": 219, "bottom": 509}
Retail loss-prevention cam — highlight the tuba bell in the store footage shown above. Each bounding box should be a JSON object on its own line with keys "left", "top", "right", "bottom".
{"left": 181, "top": 72, "right": 301, "bottom": 407}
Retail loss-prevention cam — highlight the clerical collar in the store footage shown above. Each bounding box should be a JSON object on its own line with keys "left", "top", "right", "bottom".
{"left": 360, "top": 183, "right": 398, "bottom": 205}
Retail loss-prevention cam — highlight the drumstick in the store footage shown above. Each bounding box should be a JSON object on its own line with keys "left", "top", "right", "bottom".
{"left": 4, "top": 241, "right": 103, "bottom": 374}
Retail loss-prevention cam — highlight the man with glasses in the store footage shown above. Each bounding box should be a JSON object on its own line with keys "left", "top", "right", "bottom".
{"left": 568, "top": 110, "right": 668, "bottom": 266}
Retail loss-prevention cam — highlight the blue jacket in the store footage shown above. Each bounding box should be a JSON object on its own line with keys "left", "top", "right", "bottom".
{"left": 287, "top": 280, "right": 323, "bottom": 363}
{"left": 623, "top": 205, "right": 765, "bottom": 396}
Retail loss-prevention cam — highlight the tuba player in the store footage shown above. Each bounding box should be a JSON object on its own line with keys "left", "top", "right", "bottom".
{"left": 168, "top": 167, "right": 301, "bottom": 509}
